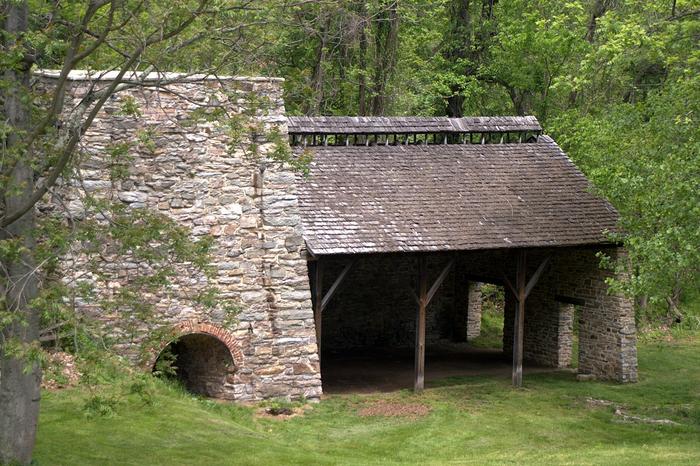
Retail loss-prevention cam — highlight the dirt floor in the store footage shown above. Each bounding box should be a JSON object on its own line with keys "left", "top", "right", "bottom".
{"left": 321, "top": 342, "right": 561, "bottom": 394}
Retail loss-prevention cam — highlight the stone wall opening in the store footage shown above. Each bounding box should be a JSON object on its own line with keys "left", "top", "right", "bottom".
{"left": 153, "top": 333, "right": 235, "bottom": 399}
{"left": 473, "top": 283, "right": 504, "bottom": 349}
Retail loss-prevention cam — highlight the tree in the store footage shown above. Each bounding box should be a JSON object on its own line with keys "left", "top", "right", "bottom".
{"left": 550, "top": 0, "right": 700, "bottom": 318}
{"left": 270, "top": 0, "right": 404, "bottom": 116}
{"left": 0, "top": 1, "right": 268, "bottom": 462}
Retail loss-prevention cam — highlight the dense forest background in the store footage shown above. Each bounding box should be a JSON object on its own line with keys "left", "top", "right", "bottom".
{"left": 13, "top": 0, "right": 700, "bottom": 322}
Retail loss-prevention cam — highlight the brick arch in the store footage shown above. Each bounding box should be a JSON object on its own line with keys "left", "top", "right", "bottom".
{"left": 147, "top": 320, "right": 244, "bottom": 370}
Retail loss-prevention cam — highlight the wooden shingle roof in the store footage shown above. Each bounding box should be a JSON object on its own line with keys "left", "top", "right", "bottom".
{"left": 295, "top": 136, "right": 619, "bottom": 255}
{"left": 287, "top": 116, "right": 541, "bottom": 134}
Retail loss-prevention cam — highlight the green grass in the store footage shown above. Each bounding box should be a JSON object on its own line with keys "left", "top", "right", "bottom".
{"left": 467, "top": 306, "right": 505, "bottom": 349}
{"left": 34, "top": 332, "right": 700, "bottom": 465}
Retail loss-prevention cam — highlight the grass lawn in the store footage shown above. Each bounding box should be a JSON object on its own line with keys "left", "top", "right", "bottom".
{"left": 35, "top": 332, "right": 700, "bottom": 465}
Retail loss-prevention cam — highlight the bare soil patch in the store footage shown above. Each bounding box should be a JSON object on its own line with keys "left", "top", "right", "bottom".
{"left": 42, "top": 351, "right": 81, "bottom": 390}
{"left": 358, "top": 400, "right": 431, "bottom": 419}
{"left": 255, "top": 405, "right": 310, "bottom": 420}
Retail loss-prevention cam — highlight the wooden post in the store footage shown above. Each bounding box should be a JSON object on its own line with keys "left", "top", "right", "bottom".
{"left": 513, "top": 250, "right": 526, "bottom": 387}
{"left": 415, "top": 255, "right": 428, "bottom": 392}
{"left": 314, "top": 259, "right": 324, "bottom": 364}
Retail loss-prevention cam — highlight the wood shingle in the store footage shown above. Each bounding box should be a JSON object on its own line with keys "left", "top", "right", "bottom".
{"left": 295, "top": 135, "right": 619, "bottom": 255}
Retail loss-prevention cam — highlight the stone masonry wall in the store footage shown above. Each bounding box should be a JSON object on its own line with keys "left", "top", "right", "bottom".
{"left": 42, "top": 72, "right": 322, "bottom": 401}
{"left": 502, "top": 247, "right": 637, "bottom": 382}
{"left": 320, "top": 254, "right": 457, "bottom": 353}
{"left": 552, "top": 247, "right": 637, "bottom": 382}
{"left": 466, "top": 282, "right": 483, "bottom": 340}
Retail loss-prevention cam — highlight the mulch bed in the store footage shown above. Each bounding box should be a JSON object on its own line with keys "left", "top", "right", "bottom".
{"left": 358, "top": 400, "right": 431, "bottom": 419}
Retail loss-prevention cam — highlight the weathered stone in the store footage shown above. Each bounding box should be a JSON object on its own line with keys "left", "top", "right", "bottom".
{"left": 292, "top": 362, "right": 317, "bottom": 375}
{"left": 118, "top": 191, "right": 148, "bottom": 204}
{"left": 220, "top": 203, "right": 243, "bottom": 217}
{"left": 504, "top": 247, "right": 637, "bottom": 383}
{"left": 257, "top": 365, "right": 285, "bottom": 376}
{"left": 239, "top": 215, "right": 258, "bottom": 229}
{"left": 284, "top": 235, "right": 304, "bottom": 251}
{"left": 45, "top": 73, "right": 321, "bottom": 403}
{"left": 83, "top": 180, "right": 112, "bottom": 192}
{"left": 466, "top": 282, "right": 482, "bottom": 340}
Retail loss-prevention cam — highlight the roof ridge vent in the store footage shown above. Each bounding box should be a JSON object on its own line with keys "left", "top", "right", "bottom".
{"left": 287, "top": 116, "right": 542, "bottom": 147}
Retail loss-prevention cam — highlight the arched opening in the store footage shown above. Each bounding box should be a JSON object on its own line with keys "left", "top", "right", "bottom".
{"left": 153, "top": 333, "right": 235, "bottom": 399}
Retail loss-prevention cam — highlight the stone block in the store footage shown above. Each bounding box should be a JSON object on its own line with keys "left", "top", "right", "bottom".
{"left": 118, "top": 191, "right": 148, "bottom": 203}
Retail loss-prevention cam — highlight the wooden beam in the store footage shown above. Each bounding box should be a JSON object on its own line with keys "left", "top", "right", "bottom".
{"left": 414, "top": 255, "right": 428, "bottom": 393}
{"left": 501, "top": 270, "right": 518, "bottom": 299}
{"left": 554, "top": 294, "right": 586, "bottom": 306}
{"left": 426, "top": 257, "right": 456, "bottom": 305}
{"left": 314, "top": 259, "right": 324, "bottom": 363}
{"left": 320, "top": 260, "right": 354, "bottom": 312}
{"left": 524, "top": 256, "right": 551, "bottom": 300}
{"left": 513, "top": 250, "right": 526, "bottom": 388}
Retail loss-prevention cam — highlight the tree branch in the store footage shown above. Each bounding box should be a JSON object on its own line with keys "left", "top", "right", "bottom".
{"left": 2, "top": 0, "right": 213, "bottom": 228}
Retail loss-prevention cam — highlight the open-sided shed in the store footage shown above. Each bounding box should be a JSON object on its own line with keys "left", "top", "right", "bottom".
{"left": 289, "top": 116, "right": 638, "bottom": 391}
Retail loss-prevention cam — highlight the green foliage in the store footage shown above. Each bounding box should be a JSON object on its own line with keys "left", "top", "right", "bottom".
{"left": 118, "top": 96, "right": 142, "bottom": 118}
{"left": 106, "top": 142, "right": 134, "bottom": 181}
{"left": 551, "top": 74, "right": 700, "bottom": 316}
{"left": 468, "top": 284, "right": 505, "bottom": 350}
{"left": 152, "top": 344, "right": 178, "bottom": 379}
{"left": 127, "top": 374, "right": 159, "bottom": 407}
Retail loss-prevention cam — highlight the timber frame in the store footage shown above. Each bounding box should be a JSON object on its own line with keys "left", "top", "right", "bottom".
{"left": 501, "top": 251, "right": 551, "bottom": 388}
{"left": 310, "top": 249, "right": 554, "bottom": 392}
{"left": 310, "top": 258, "right": 355, "bottom": 362}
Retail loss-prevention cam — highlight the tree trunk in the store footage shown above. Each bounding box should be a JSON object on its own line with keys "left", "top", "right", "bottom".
{"left": 0, "top": 2, "right": 42, "bottom": 464}
{"left": 358, "top": 1, "right": 369, "bottom": 116}
{"left": 370, "top": 0, "right": 399, "bottom": 116}
{"left": 444, "top": 0, "right": 470, "bottom": 116}
{"left": 446, "top": 94, "right": 465, "bottom": 117}
{"left": 508, "top": 87, "right": 532, "bottom": 115}
{"left": 666, "top": 278, "right": 683, "bottom": 323}
{"left": 585, "top": 0, "right": 609, "bottom": 43}
{"left": 570, "top": 0, "right": 611, "bottom": 106}
{"left": 636, "top": 295, "right": 648, "bottom": 310}
{"left": 307, "top": 13, "right": 331, "bottom": 115}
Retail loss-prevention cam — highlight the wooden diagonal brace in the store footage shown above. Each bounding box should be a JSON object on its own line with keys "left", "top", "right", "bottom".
{"left": 320, "top": 260, "right": 355, "bottom": 312}
{"left": 426, "top": 257, "right": 456, "bottom": 306}
{"left": 524, "top": 256, "right": 551, "bottom": 300}
{"left": 502, "top": 255, "right": 551, "bottom": 302}
{"left": 501, "top": 271, "right": 518, "bottom": 298}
